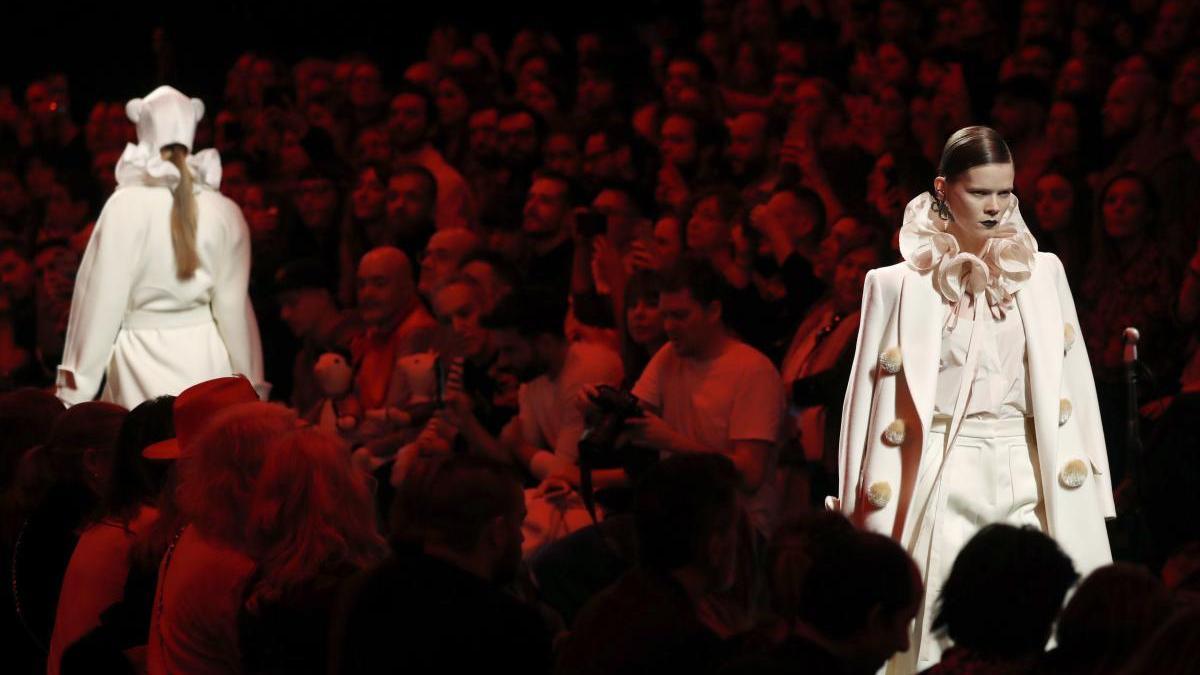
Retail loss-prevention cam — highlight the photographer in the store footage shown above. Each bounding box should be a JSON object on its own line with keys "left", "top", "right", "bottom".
{"left": 605, "top": 257, "right": 785, "bottom": 541}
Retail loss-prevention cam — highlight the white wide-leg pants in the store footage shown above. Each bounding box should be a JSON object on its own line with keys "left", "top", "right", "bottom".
{"left": 891, "top": 416, "right": 1046, "bottom": 674}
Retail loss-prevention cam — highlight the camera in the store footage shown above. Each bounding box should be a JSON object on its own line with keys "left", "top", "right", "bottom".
{"left": 578, "top": 385, "right": 643, "bottom": 461}
{"left": 577, "top": 385, "right": 656, "bottom": 516}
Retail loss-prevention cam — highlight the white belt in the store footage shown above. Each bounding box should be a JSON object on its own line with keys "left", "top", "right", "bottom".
{"left": 122, "top": 305, "right": 211, "bottom": 330}
{"left": 930, "top": 415, "right": 1033, "bottom": 439}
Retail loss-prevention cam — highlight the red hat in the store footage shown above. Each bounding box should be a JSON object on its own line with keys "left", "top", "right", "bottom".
{"left": 142, "top": 376, "right": 260, "bottom": 460}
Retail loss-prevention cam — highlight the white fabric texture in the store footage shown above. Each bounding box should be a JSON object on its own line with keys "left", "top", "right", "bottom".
{"left": 126, "top": 85, "right": 205, "bottom": 153}
{"left": 901, "top": 191, "right": 1037, "bottom": 459}
{"left": 836, "top": 238, "right": 1114, "bottom": 670}
{"left": 892, "top": 417, "right": 1045, "bottom": 674}
{"left": 934, "top": 309, "right": 1031, "bottom": 420}
{"left": 56, "top": 186, "right": 267, "bottom": 407}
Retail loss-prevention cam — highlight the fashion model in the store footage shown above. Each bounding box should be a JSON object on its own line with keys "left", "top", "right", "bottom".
{"left": 57, "top": 86, "right": 266, "bottom": 408}
{"left": 834, "top": 126, "right": 1114, "bottom": 672}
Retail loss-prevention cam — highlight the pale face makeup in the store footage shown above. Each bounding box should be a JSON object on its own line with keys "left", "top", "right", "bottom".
{"left": 933, "top": 162, "right": 1015, "bottom": 255}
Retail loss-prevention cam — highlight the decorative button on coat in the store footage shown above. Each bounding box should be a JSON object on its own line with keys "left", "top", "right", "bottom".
{"left": 867, "top": 481, "right": 892, "bottom": 508}
{"left": 1059, "top": 399, "right": 1072, "bottom": 426}
{"left": 1059, "top": 459, "right": 1089, "bottom": 489}
{"left": 879, "top": 347, "right": 903, "bottom": 374}
{"left": 883, "top": 419, "right": 906, "bottom": 445}
{"left": 1064, "top": 323, "right": 1076, "bottom": 354}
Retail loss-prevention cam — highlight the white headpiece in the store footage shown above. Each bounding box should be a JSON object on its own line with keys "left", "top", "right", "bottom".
{"left": 114, "top": 86, "right": 221, "bottom": 192}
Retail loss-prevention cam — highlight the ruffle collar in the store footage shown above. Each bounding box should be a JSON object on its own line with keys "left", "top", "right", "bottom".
{"left": 114, "top": 143, "right": 222, "bottom": 193}
{"left": 899, "top": 191, "right": 1037, "bottom": 318}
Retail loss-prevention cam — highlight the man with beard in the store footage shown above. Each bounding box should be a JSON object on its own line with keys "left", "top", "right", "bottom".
{"left": 521, "top": 171, "right": 578, "bottom": 291}
{"left": 725, "top": 110, "right": 781, "bottom": 203}
{"left": 333, "top": 455, "right": 552, "bottom": 674}
{"left": 387, "top": 83, "right": 475, "bottom": 230}
{"left": 491, "top": 105, "right": 547, "bottom": 217}
{"left": 464, "top": 288, "right": 623, "bottom": 494}
{"left": 385, "top": 164, "right": 438, "bottom": 265}
{"left": 274, "top": 258, "right": 362, "bottom": 414}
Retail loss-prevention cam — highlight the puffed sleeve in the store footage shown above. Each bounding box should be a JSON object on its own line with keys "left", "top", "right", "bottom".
{"left": 208, "top": 196, "right": 269, "bottom": 399}
{"left": 56, "top": 191, "right": 147, "bottom": 406}
{"left": 836, "top": 269, "right": 886, "bottom": 517}
{"left": 1052, "top": 254, "right": 1116, "bottom": 519}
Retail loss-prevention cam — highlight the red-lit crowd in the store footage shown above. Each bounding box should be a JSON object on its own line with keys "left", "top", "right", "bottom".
{"left": 4, "top": 0, "right": 1200, "bottom": 673}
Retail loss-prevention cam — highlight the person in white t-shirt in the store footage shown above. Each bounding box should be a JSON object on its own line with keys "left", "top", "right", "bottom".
{"left": 625, "top": 258, "right": 785, "bottom": 539}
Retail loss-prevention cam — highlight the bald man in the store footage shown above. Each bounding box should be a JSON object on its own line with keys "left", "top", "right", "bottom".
{"left": 352, "top": 246, "right": 438, "bottom": 414}
{"left": 418, "top": 227, "right": 482, "bottom": 299}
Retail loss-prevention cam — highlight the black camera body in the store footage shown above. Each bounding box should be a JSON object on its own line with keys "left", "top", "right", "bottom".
{"left": 578, "top": 385, "right": 643, "bottom": 461}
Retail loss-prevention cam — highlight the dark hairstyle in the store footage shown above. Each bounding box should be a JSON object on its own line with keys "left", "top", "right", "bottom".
{"left": 666, "top": 49, "right": 719, "bottom": 84}
{"left": 1118, "top": 606, "right": 1200, "bottom": 675}
{"left": 634, "top": 454, "right": 739, "bottom": 572}
{"left": 933, "top": 524, "right": 1078, "bottom": 659}
{"left": 0, "top": 389, "right": 64, "bottom": 491}
{"left": 274, "top": 257, "right": 336, "bottom": 295}
{"left": 499, "top": 103, "right": 549, "bottom": 144}
{"left": 530, "top": 168, "right": 585, "bottom": 207}
{"left": 994, "top": 75, "right": 1052, "bottom": 109}
{"left": 595, "top": 180, "right": 656, "bottom": 219}
{"left": 798, "top": 530, "right": 920, "bottom": 640}
{"left": 1055, "top": 563, "right": 1172, "bottom": 672}
{"left": 772, "top": 184, "right": 828, "bottom": 241}
{"left": 480, "top": 286, "right": 569, "bottom": 339}
{"left": 660, "top": 256, "right": 729, "bottom": 309}
{"left": 391, "top": 81, "right": 435, "bottom": 126}
{"left": 390, "top": 454, "right": 522, "bottom": 554}
{"left": 1097, "top": 170, "right": 1160, "bottom": 236}
{"left": 390, "top": 163, "right": 438, "bottom": 202}
{"left": 768, "top": 512, "right": 857, "bottom": 618}
{"left": 459, "top": 250, "right": 520, "bottom": 291}
{"left": 17, "top": 401, "right": 127, "bottom": 511}
{"left": 99, "top": 396, "right": 175, "bottom": 527}
{"left": 620, "top": 270, "right": 666, "bottom": 380}
{"left": 689, "top": 185, "right": 745, "bottom": 227}
{"left": 937, "top": 126, "right": 1013, "bottom": 180}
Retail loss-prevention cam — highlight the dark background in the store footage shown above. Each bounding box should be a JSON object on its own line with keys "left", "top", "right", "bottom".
{"left": 3, "top": 0, "right": 688, "bottom": 112}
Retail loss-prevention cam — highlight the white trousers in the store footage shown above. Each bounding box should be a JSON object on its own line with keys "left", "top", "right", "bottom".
{"left": 891, "top": 416, "right": 1046, "bottom": 674}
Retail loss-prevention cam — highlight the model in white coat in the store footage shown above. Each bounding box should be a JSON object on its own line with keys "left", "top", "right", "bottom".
{"left": 56, "top": 86, "right": 267, "bottom": 408}
{"left": 833, "top": 127, "right": 1114, "bottom": 673}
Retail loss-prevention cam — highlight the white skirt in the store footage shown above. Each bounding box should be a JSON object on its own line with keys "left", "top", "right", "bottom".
{"left": 102, "top": 307, "right": 235, "bottom": 409}
{"left": 891, "top": 415, "right": 1046, "bottom": 674}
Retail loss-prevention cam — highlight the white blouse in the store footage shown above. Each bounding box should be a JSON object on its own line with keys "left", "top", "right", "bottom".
{"left": 934, "top": 304, "right": 1032, "bottom": 420}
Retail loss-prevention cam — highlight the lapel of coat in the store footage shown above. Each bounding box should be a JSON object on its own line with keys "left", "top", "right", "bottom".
{"left": 898, "top": 270, "right": 940, "bottom": 437}
{"left": 1015, "top": 263, "right": 1063, "bottom": 516}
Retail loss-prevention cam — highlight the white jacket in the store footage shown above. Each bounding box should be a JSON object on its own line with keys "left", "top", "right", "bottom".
{"left": 56, "top": 184, "right": 266, "bottom": 408}
{"left": 835, "top": 251, "right": 1115, "bottom": 575}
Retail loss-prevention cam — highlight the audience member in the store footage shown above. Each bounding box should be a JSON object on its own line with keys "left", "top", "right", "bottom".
{"left": 556, "top": 454, "right": 740, "bottom": 675}
{"left": 333, "top": 454, "right": 552, "bottom": 674}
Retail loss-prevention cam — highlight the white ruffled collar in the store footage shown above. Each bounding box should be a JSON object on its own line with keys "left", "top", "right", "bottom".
{"left": 114, "top": 143, "right": 222, "bottom": 193}
{"left": 899, "top": 191, "right": 1037, "bottom": 320}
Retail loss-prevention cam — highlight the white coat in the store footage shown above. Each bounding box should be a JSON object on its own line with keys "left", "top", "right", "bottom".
{"left": 56, "top": 184, "right": 266, "bottom": 408}
{"left": 834, "top": 250, "right": 1116, "bottom": 576}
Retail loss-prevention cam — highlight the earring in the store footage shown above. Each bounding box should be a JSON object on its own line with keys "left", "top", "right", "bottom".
{"left": 934, "top": 191, "right": 952, "bottom": 221}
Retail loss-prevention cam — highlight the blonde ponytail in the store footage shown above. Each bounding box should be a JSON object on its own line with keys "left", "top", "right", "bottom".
{"left": 164, "top": 145, "right": 200, "bottom": 279}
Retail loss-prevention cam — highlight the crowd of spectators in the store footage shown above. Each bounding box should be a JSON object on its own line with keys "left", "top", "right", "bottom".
{"left": 4, "top": 0, "right": 1200, "bottom": 673}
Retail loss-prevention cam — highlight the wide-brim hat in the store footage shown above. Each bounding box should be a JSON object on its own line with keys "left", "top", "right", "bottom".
{"left": 142, "top": 376, "right": 260, "bottom": 460}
